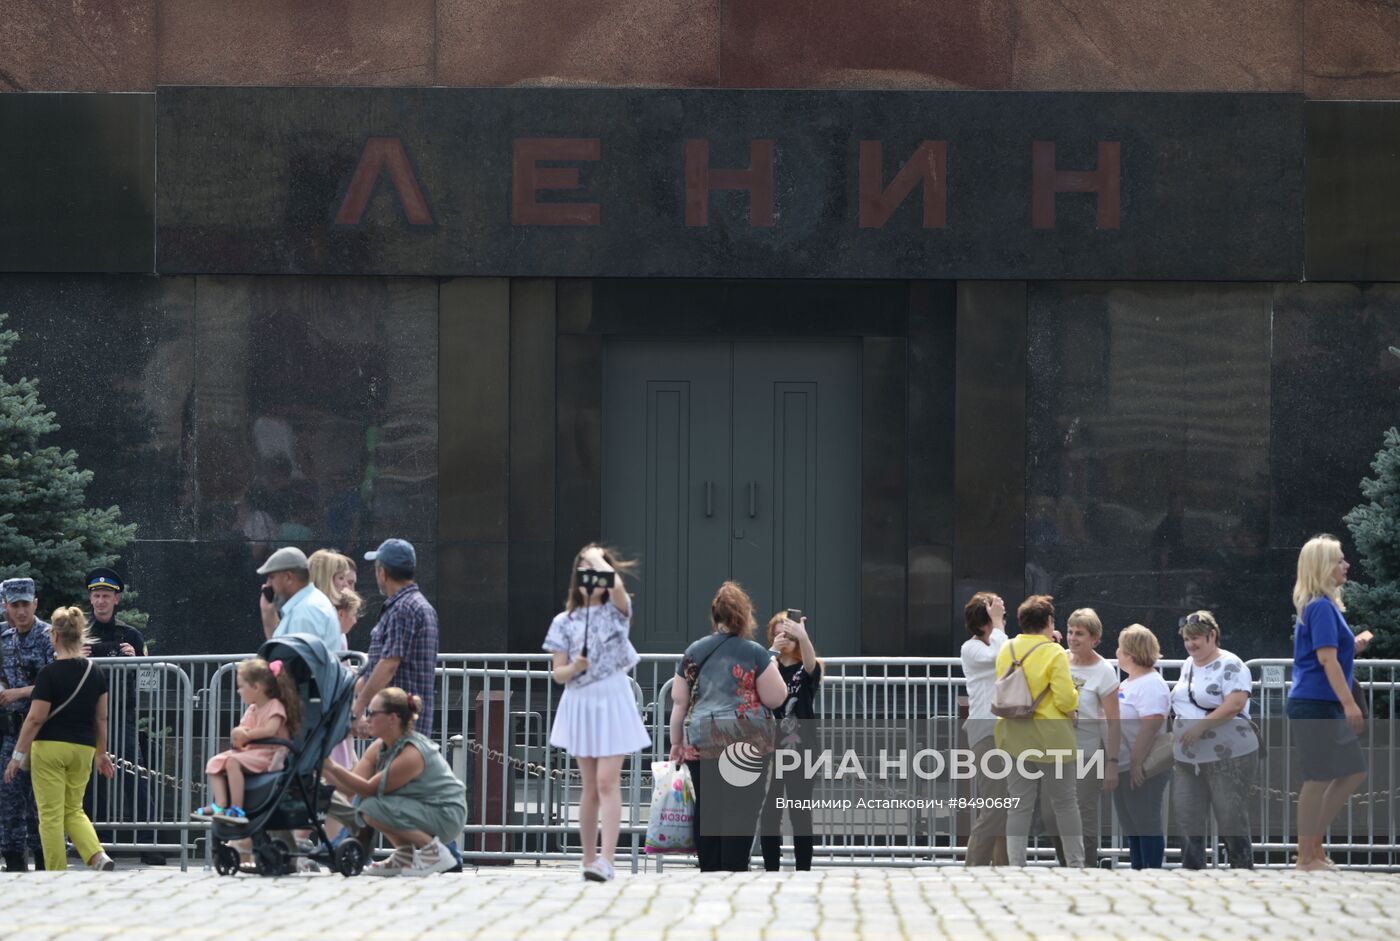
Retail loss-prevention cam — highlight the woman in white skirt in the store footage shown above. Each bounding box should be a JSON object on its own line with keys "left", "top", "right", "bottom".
{"left": 544, "top": 544, "right": 651, "bottom": 882}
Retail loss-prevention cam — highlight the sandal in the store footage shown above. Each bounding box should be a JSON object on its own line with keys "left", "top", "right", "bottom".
{"left": 213, "top": 805, "right": 248, "bottom": 825}
{"left": 190, "top": 803, "right": 224, "bottom": 821}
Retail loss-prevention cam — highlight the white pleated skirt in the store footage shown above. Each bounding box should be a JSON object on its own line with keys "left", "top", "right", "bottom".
{"left": 549, "top": 671, "right": 652, "bottom": 758}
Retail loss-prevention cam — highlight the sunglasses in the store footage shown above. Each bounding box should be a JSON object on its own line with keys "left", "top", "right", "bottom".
{"left": 1178, "top": 613, "right": 1215, "bottom": 631}
{"left": 362, "top": 708, "right": 390, "bottom": 719}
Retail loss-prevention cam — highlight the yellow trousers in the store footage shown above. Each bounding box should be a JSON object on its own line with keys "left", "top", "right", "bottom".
{"left": 30, "top": 740, "right": 103, "bottom": 871}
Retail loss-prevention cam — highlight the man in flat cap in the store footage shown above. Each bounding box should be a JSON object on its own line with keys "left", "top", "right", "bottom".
{"left": 351, "top": 539, "right": 440, "bottom": 739}
{"left": 0, "top": 578, "right": 53, "bottom": 870}
{"left": 82, "top": 568, "right": 158, "bottom": 864}
{"left": 257, "top": 547, "right": 340, "bottom": 653}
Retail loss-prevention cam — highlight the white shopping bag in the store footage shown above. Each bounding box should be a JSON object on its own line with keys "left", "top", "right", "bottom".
{"left": 644, "top": 760, "right": 695, "bottom": 854}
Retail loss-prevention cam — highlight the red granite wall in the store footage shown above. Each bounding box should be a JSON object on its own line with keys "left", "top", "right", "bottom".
{"left": 0, "top": 0, "right": 1397, "bottom": 97}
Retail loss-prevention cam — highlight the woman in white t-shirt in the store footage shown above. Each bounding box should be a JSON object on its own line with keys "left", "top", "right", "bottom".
{"left": 1113, "top": 624, "right": 1171, "bottom": 869}
{"left": 1170, "top": 611, "right": 1256, "bottom": 869}
{"left": 1040, "top": 608, "right": 1119, "bottom": 868}
{"left": 958, "top": 592, "right": 1008, "bottom": 867}
{"left": 543, "top": 544, "right": 651, "bottom": 883}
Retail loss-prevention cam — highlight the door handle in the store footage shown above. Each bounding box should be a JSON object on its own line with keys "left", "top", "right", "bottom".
{"left": 704, "top": 481, "right": 713, "bottom": 518}
{"left": 747, "top": 481, "right": 757, "bottom": 518}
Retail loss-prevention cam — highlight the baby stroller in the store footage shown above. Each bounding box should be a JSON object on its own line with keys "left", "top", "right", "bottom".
{"left": 207, "top": 634, "right": 366, "bottom": 878}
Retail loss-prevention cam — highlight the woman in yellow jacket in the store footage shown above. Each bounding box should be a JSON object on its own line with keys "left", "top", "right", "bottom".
{"left": 994, "top": 595, "right": 1082, "bottom": 866}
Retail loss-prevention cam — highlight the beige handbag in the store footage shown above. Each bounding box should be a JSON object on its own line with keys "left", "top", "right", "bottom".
{"left": 1142, "top": 729, "right": 1176, "bottom": 779}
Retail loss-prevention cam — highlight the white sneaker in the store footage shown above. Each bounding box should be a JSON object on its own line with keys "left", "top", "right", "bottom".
{"left": 404, "top": 838, "right": 456, "bottom": 877}
{"left": 87, "top": 852, "right": 115, "bottom": 872}
{"left": 365, "top": 845, "right": 415, "bottom": 877}
{"left": 582, "top": 858, "right": 615, "bottom": 882}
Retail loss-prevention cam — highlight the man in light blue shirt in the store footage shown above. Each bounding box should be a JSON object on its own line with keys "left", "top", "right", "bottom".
{"left": 257, "top": 546, "right": 340, "bottom": 653}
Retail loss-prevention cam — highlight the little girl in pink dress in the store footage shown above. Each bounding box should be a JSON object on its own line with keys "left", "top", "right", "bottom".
{"left": 192, "top": 657, "right": 301, "bottom": 824}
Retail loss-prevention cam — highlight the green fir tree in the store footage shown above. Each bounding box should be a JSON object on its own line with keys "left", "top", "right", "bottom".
{"left": 0, "top": 312, "right": 138, "bottom": 611}
{"left": 1343, "top": 348, "right": 1400, "bottom": 658}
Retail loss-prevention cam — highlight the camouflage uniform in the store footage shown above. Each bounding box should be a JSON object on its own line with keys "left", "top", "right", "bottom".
{"left": 0, "top": 619, "right": 53, "bottom": 858}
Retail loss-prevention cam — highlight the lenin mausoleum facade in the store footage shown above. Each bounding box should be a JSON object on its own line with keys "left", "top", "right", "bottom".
{"left": 2, "top": 3, "right": 1399, "bottom": 658}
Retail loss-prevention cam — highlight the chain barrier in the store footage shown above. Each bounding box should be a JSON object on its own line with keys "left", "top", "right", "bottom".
{"left": 459, "top": 736, "right": 655, "bottom": 788}
{"left": 110, "top": 755, "right": 200, "bottom": 795}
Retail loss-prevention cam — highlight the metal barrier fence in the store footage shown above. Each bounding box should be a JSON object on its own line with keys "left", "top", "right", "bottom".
{"left": 69, "top": 652, "right": 1400, "bottom": 871}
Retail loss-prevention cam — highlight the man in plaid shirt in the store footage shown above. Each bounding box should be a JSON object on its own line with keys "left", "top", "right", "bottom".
{"left": 352, "top": 538, "right": 440, "bottom": 739}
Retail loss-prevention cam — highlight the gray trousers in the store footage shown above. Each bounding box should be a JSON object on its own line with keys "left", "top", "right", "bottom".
{"left": 1171, "top": 753, "right": 1256, "bottom": 869}
{"left": 1040, "top": 758, "right": 1104, "bottom": 868}
{"left": 963, "top": 736, "right": 1008, "bottom": 866}
{"left": 1006, "top": 759, "right": 1083, "bottom": 867}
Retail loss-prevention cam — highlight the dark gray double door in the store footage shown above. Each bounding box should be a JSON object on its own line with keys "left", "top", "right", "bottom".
{"left": 603, "top": 340, "right": 860, "bottom": 655}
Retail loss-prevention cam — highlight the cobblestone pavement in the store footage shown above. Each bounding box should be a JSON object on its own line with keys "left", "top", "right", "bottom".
{"left": 2, "top": 864, "right": 1396, "bottom": 940}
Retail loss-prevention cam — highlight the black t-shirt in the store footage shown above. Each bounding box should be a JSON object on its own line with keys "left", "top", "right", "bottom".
{"left": 31, "top": 658, "right": 109, "bottom": 748}
{"left": 775, "top": 660, "right": 822, "bottom": 721}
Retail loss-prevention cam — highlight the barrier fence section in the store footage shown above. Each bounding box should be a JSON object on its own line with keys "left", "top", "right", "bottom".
{"left": 82, "top": 653, "right": 1400, "bottom": 871}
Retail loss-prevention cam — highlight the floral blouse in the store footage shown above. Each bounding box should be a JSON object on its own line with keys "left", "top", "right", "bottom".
{"left": 677, "top": 633, "right": 776, "bottom": 759}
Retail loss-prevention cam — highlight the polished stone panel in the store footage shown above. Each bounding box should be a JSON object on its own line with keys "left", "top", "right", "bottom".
{"left": 955, "top": 281, "right": 1027, "bottom": 551}
{"left": 1305, "top": 102, "right": 1400, "bottom": 282}
{"left": 1026, "top": 282, "right": 1273, "bottom": 555}
{"left": 720, "top": 0, "right": 1012, "bottom": 89}
{"left": 0, "top": 2, "right": 156, "bottom": 91}
{"left": 1304, "top": 0, "right": 1400, "bottom": 99}
{"left": 0, "top": 275, "right": 196, "bottom": 541}
{"left": 908, "top": 282, "right": 956, "bottom": 654}
{"left": 158, "top": 0, "right": 434, "bottom": 86}
{"left": 508, "top": 280, "right": 558, "bottom": 648}
{"left": 572, "top": 280, "right": 908, "bottom": 336}
{"left": 192, "top": 276, "right": 438, "bottom": 551}
{"left": 953, "top": 281, "right": 1027, "bottom": 652}
{"left": 1270, "top": 283, "right": 1400, "bottom": 550}
{"left": 1012, "top": 0, "right": 1301, "bottom": 91}
{"left": 437, "top": 0, "right": 719, "bottom": 86}
{"left": 439, "top": 278, "right": 509, "bottom": 542}
{"left": 438, "top": 540, "right": 508, "bottom": 654}
{"left": 1025, "top": 545, "right": 1294, "bottom": 661}
{"left": 156, "top": 87, "right": 1304, "bottom": 281}
{"left": 0, "top": 94, "right": 153, "bottom": 272}
{"left": 861, "top": 337, "right": 909, "bottom": 656}
{"left": 554, "top": 330, "right": 604, "bottom": 614}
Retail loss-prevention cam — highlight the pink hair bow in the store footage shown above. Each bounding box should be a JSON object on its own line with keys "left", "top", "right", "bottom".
{"left": 269, "top": 659, "right": 284, "bottom": 676}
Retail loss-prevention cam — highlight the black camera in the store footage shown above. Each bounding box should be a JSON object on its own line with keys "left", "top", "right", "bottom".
{"left": 577, "top": 569, "right": 616, "bottom": 590}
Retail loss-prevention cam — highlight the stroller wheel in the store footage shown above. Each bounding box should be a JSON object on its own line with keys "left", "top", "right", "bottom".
{"left": 254, "top": 840, "right": 292, "bottom": 877}
{"left": 334, "top": 840, "right": 366, "bottom": 878}
{"left": 214, "top": 844, "right": 241, "bottom": 877}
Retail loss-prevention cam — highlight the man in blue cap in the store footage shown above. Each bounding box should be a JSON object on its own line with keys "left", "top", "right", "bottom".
{"left": 81, "top": 568, "right": 160, "bottom": 864}
{"left": 351, "top": 539, "right": 440, "bottom": 738}
{"left": 0, "top": 578, "right": 53, "bottom": 871}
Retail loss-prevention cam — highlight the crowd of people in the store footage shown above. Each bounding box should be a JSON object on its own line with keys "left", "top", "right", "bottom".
{"left": 0, "top": 535, "right": 453, "bottom": 875}
{"left": 0, "top": 530, "right": 1377, "bottom": 876}
{"left": 546, "top": 533, "right": 1373, "bottom": 877}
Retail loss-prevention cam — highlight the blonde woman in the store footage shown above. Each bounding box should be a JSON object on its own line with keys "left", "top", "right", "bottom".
{"left": 1041, "top": 608, "right": 1119, "bottom": 868}
{"left": 1287, "top": 535, "right": 1371, "bottom": 871}
{"left": 1113, "top": 624, "right": 1170, "bottom": 869}
{"left": 2, "top": 607, "right": 114, "bottom": 871}
{"left": 309, "top": 549, "right": 358, "bottom": 608}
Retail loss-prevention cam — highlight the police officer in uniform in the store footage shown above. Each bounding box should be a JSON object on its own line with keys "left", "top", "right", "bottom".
{"left": 0, "top": 578, "right": 54, "bottom": 871}
{"left": 82, "top": 569, "right": 159, "bottom": 864}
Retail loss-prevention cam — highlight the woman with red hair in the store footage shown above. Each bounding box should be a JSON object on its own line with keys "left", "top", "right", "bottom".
{"left": 668, "top": 582, "right": 787, "bottom": 871}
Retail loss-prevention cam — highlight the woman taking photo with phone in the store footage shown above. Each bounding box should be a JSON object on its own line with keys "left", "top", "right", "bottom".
{"left": 759, "top": 610, "right": 822, "bottom": 871}
{"left": 543, "top": 544, "right": 649, "bottom": 883}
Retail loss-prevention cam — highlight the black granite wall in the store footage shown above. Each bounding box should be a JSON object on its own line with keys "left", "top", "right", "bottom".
{"left": 3, "top": 91, "right": 1400, "bottom": 657}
